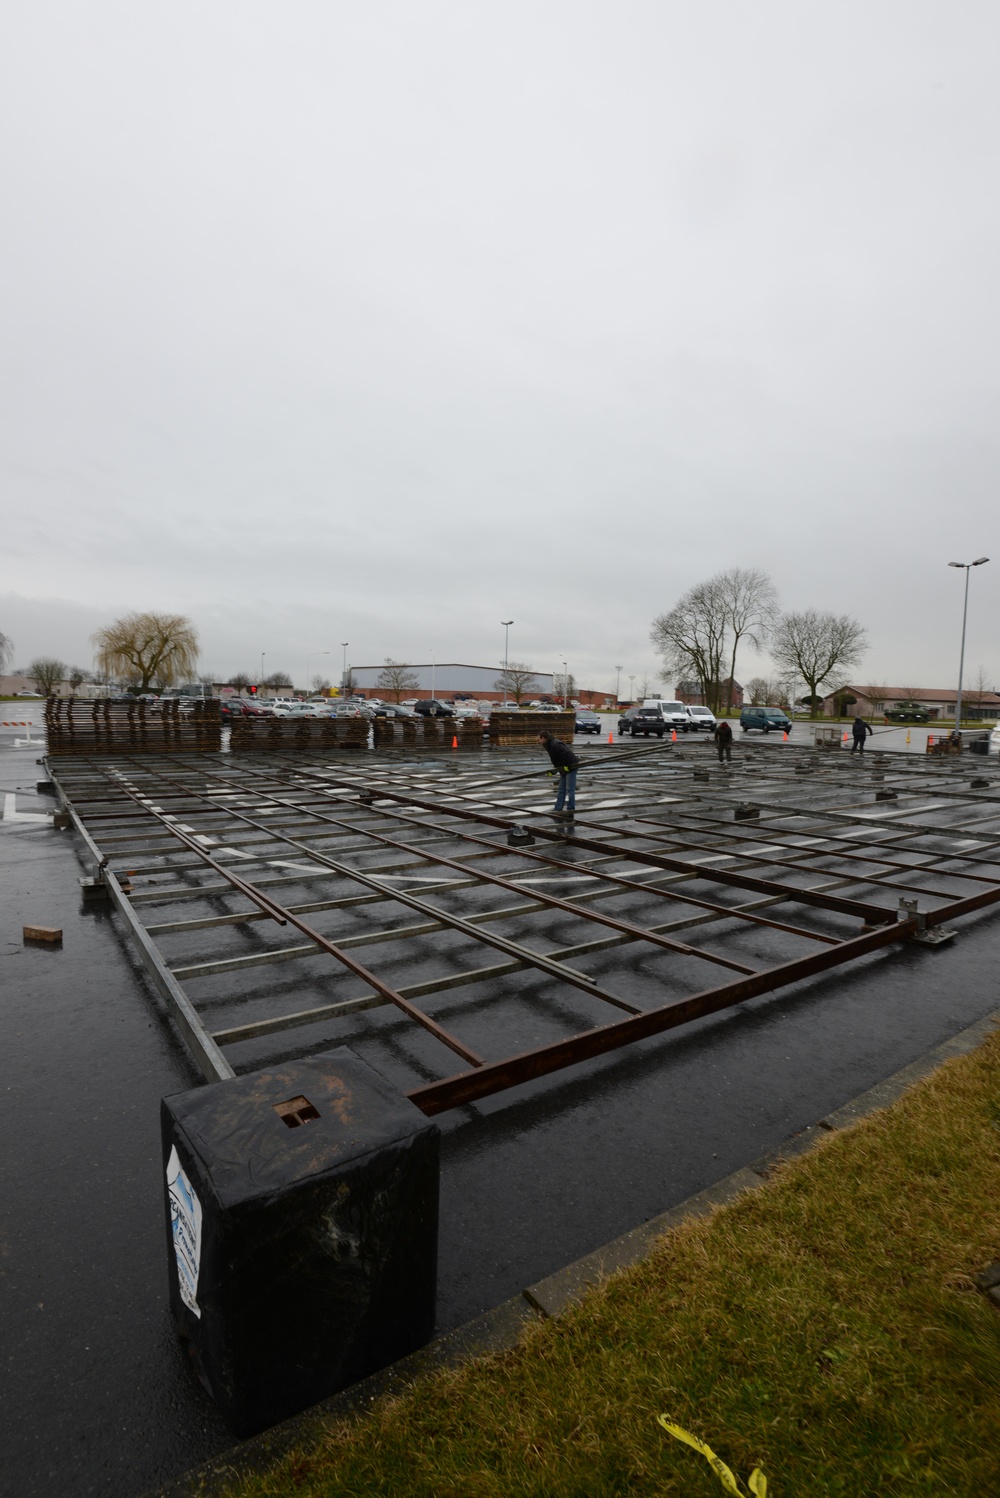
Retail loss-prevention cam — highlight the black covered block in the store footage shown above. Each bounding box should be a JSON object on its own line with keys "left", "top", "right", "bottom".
{"left": 161, "top": 1049, "right": 439, "bottom": 1435}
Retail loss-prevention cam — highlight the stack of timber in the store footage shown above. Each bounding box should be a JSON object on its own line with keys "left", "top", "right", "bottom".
{"left": 45, "top": 697, "right": 222, "bottom": 756}
{"left": 370, "top": 715, "right": 485, "bottom": 749}
{"left": 229, "top": 715, "right": 368, "bottom": 752}
{"left": 489, "top": 710, "right": 575, "bottom": 746}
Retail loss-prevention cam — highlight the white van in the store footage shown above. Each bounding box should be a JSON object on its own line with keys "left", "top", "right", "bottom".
{"left": 643, "top": 699, "right": 690, "bottom": 731}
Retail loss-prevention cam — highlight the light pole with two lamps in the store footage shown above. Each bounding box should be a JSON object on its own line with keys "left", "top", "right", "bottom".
{"left": 341, "top": 643, "right": 349, "bottom": 695}
{"left": 948, "top": 556, "right": 989, "bottom": 735}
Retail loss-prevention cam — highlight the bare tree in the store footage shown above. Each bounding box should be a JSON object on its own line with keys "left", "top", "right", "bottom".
{"left": 311, "top": 674, "right": 332, "bottom": 694}
{"left": 92, "top": 612, "right": 199, "bottom": 692}
{"left": 770, "top": 611, "right": 868, "bottom": 718}
{"left": 0, "top": 631, "right": 12, "bottom": 675}
{"left": 717, "top": 567, "right": 778, "bottom": 713}
{"left": 376, "top": 658, "right": 420, "bottom": 702}
{"left": 746, "top": 676, "right": 770, "bottom": 706}
{"left": 967, "top": 665, "right": 992, "bottom": 714}
{"left": 28, "top": 657, "right": 67, "bottom": 695}
{"left": 494, "top": 661, "right": 538, "bottom": 705}
{"left": 230, "top": 672, "right": 253, "bottom": 696}
{"left": 652, "top": 569, "right": 776, "bottom": 716}
{"left": 67, "top": 666, "right": 88, "bottom": 691}
{"left": 264, "top": 671, "right": 293, "bottom": 690}
{"left": 651, "top": 576, "right": 728, "bottom": 713}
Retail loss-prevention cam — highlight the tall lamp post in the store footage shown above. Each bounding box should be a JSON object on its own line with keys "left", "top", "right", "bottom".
{"left": 947, "top": 556, "right": 989, "bottom": 733}
{"left": 562, "top": 659, "right": 568, "bottom": 709}
{"left": 628, "top": 674, "right": 635, "bottom": 703}
{"left": 260, "top": 651, "right": 265, "bottom": 689}
{"left": 615, "top": 664, "right": 622, "bottom": 704}
{"left": 501, "top": 619, "right": 513, "bottom": 703}
{"left": 306, "top": 650, "right": 329, "bottom": 696}
{"left": 341, "top": 642, "right": 349, "bottom": 694}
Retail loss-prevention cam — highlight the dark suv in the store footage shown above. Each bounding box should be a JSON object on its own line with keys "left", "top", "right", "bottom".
{"left": 413, "top": 699, "right": 455, "bottom": 717}
{"left": 619, "top": 706, "right": 670, "bottom": 738}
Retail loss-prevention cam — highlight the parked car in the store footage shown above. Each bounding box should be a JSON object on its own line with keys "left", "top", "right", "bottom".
{"left": 686, "top": 705, "right": 717, "bottom": 731}
{"left": 740, "top": 706, "right": 793, "bottom": 734}
{"left": 619, "top": 706, "right": 671, "bottom": 738}
{"left": 413, "top": 699, "right": 455, "bottom": 717}
{"left": 575, "top": 709, "right": 602, "bottom": 734}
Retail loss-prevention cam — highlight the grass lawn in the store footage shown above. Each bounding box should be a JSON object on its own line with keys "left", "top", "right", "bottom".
{"left": 225, "top": 1031, "right": 1000, "bottom": 1497}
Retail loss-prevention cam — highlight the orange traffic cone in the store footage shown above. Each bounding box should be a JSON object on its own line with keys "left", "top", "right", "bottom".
{"left": 783, "top": 730, "right": 789, "bottom": 741}
{"left": 928, "top": 734, "right": 935, "bottom": 748}
{"left": 671, "top": 728, "right": 677, "bottom": 742}
{"left": 607, "top": 731, "right": 613, "bottom": 743}
{"left": 451, "top": 735, "right": 458, "bottom": 749}
{"left": 842, "top": 731, "right": 849, "bottom": 745}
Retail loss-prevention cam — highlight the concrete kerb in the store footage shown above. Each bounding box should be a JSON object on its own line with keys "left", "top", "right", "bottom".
{"left": 146, "top": 1002, "right": 1000, "bottom": 1498}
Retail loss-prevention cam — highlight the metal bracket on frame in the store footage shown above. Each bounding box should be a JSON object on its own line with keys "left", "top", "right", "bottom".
{"left": 898, "top": 896, "right": 956, "bottom": 947}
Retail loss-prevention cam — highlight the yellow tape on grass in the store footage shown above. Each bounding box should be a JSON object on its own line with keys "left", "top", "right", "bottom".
{"left": 657, "top": 1416, "right": 768, "bottom": 1496}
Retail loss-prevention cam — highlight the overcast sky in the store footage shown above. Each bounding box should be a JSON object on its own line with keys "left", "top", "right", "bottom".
{"left": 2, "top": 1, "right": 998, "bottom": 694}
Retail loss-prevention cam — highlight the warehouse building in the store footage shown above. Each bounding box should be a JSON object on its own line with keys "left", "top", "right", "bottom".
{"left": 346, "top": 663, "right": 606, "bottom": 706}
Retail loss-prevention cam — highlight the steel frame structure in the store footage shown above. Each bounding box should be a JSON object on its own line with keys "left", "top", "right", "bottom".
{"left": 48, "top": 739, "right": 1000, "bottom": 1113}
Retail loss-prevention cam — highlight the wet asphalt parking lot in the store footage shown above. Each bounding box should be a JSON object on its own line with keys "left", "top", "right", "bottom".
{"left": 3, "top": 717, "right": 1000, "bottom": 1497}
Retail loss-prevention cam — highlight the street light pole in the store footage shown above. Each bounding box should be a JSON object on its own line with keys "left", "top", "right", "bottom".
{"left": 260, "top": 651, "right": 265, "bottom": 689}
{"left": 629, "top": 674, "right": 635, "bottom": 703}
{"left": 562, "top": 660, "right": 568, "bottom": 709}
{"left": 501, "top": 620, "right": 513, "bottom": 705}
{"left": 306, "top": 650, "right": 329, "bottom": 696}
{"left": 340, "top": 642, "right": 349, "bottom": 693}
{"left": 615, "top": 664, "right": 621, "bottom": 704}
{"left": 948, "top": 556, "right": 989, "bottom": 733}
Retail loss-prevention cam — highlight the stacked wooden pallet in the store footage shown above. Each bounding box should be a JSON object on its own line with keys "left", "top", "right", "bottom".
{"left": 229, "top": 715, "right": 368, "bottom": 752}
{"left": 45, "top": 697, "right": 222, "bottom": 755}
{"left": 370, "top": 715, "right": 486, "bottom": 749}
{"left": 489, "top": 711, "right": 575, "bottom": 746}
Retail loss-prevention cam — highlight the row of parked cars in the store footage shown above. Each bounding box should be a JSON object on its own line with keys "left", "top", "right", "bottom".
{"left": 617, "top": 702, "right": 796, "bottom": 736}
{"left": 617, "top": 700, "right": 719, "bottom": 736}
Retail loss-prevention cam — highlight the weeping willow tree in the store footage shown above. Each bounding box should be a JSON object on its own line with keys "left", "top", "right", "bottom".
{"left": 92, "top": 612, "right": 199, "bottom": 691}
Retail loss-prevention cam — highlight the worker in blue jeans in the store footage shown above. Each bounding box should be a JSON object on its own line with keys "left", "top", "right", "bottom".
{"left": 538, "top": 731, "right": 579, "bottom": 815}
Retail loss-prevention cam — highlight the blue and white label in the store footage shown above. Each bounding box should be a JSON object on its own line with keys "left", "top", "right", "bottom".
{"left": 166, "top": 1145, "right": 203, "bottom": 1318}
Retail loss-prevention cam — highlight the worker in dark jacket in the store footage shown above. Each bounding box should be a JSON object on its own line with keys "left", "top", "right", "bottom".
{"left": 538, "top": 731, "right": 580, "bottom": 815}
{"left": 851, "top": 716, "right": 874, "bottom": 753}
{"left": 713, "top": 719, "right": 733, "bottom": 764}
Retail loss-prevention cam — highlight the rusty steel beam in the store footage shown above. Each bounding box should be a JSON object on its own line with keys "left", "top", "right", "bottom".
{"left": 98, "top": 768, "right": 487, "bottom": 1069}
{"left": 404, "top": 919, "right": 915, "bottom": 1115}
{"left": 260, "top": 768, "right": 899, "bottom": 925}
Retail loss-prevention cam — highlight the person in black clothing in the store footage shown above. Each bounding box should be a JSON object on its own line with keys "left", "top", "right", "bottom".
{"left": 538, "top": 731, "right": 579, "bottom": 814}
{"left": 713, "top": 719, "right": 733, "bottom": 764}
{"left": 851, "top": 716, "right": 874, "bottom": 753}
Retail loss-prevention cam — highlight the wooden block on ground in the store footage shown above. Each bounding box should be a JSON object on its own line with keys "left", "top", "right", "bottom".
{"left": 24, "top": 924, "right": 62, "bottom": 943}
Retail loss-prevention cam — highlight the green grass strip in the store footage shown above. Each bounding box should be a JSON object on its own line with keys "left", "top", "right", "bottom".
{"left": 227, "top": 1031, "right": 1000, "bottom": 1497}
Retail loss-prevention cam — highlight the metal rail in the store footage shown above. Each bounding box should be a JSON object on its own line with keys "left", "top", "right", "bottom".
{"left": 46, "top": 738, "right": 1000, "bottom": 1113}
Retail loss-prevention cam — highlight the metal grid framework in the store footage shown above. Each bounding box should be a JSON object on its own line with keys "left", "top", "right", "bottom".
{"left": 48, "top": 739, "right": 1000, "bottom": 1115}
